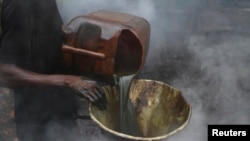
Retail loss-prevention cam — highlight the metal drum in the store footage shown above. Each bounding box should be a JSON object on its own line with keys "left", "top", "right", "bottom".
{"left": 89, "top": 79, "right": 192, "bottom": 141}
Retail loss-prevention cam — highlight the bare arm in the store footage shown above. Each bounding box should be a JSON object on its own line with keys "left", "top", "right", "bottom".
{"left": 0, "top": 63, "right": 78, "bottom": 88}
{"left": 0, "top": 63, "right": 107, "bottom": 110}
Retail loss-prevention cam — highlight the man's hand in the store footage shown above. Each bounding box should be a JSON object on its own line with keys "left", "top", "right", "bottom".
{"left": 0, "top": 63, "right": 107, "bottom": 110}
{"left": 66, "top": 76, "right": 107, "bottom": 110}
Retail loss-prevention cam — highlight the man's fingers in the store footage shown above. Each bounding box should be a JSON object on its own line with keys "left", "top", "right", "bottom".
{"left": 79, "top": 88, "right": 95, "bottom": 102}
{"left": 93, "top": 87, "right": 103, "bottom": 99}
{"left": 76, "top": 80, "right": 107, "bottom": 110}
{"left": 95, "top": 87, "right": 107, "bottom": 110}
{"left": 83, "top": 93, "right": 95, "bottom": 102}
{"left": 95, "top": 87, "right": 107, "bottom": 103}
{"left": 88, "top": 90, "right": 99, "bottom": 101}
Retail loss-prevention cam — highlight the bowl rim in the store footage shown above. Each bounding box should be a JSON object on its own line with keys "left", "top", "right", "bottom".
{"left": 89, "top": 79, "right": 192, "bottom": 141}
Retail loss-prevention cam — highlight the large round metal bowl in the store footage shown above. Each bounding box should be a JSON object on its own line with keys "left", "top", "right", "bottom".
{"left": 89, "top": 79, "right": 192, "bottom": 141}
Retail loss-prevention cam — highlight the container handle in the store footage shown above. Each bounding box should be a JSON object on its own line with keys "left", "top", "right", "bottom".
{"left": 62, "top": 44, "right": 106, "bottom": 59}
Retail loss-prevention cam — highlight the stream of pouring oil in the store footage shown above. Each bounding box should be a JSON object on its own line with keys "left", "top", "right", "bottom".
{"left": 113, "top": 75, "right": 142, "bottom": 136}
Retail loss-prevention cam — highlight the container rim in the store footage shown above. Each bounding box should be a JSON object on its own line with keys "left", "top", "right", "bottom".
{"left": 89, "top": 79, "right": 192, "bottom": 141}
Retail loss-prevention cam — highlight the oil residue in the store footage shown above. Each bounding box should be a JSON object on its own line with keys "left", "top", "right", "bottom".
{"left": 113, "top": 75, "right": 142, "bottom": 136}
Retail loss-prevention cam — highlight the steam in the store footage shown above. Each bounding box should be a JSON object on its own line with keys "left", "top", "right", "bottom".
{"left": 167, "top": 33, "right": 250, "bottom": 141}
{"left": 55, "top": 0, "right": 250, "bottom": 141}
{"left": 1, "top": 0, "right": 249, "bottom": 141}
{"left": 56, "top": 0, "right": 156, "bottom": 24}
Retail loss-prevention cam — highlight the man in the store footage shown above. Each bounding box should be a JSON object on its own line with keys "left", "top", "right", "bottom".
{"left": 0, "top": 0, "right": 106, "bottom": 141}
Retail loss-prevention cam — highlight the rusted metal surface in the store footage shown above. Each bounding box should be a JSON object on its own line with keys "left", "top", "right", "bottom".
{"left": 89, "top": 79, "right": 191, "bottom": 141}
{"left": 62, "top": 10, "right": 150, "bottom": 77}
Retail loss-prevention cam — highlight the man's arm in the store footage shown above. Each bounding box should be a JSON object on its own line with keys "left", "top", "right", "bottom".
{"left": 0, "top": 63, "right": 107, "bottom": 110}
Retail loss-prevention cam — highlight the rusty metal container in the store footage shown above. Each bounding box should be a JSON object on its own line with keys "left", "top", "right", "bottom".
{"left": 62, "top": 10, "right": 150, "bottom": 77}
{"left": 89, "top": 79, "right": 192, "bottom": 141}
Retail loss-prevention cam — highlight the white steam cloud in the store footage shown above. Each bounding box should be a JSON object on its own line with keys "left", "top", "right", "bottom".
{"left": 1, "top": 0, "right": 249, "bottom": 141}
{"left": 55, "top": 0, "right": 250, "bottom": 141}
{"left": 56, "top": 0, "right": 156, "bottom": 24}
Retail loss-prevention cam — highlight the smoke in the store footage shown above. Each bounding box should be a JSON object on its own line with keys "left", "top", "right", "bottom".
{"left": 54, "top": 0, "right": 250, "bottom": 141}
{"left": 166, "top": 32, "right": 250, "bottom": 141}
{"left": 1, "top": 0, "right": 250, "bottom": 141}
{"left": 56, "top": 0, "right": 156, "bottom": 24}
